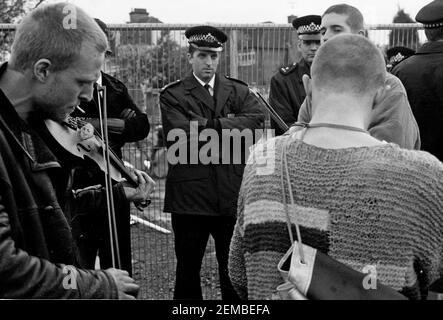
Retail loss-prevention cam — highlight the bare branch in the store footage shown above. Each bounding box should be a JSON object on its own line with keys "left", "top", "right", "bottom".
{"left": 33, "top": 0, "right": 45, "bottom": 9}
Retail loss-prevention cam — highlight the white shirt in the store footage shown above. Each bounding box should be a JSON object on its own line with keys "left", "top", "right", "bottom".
{"left": 96, "top": 73, "right": 103, "bottom": 98}
{"left": 193, "top": 73, "right": 215, "bottom": 97}
{"left": 97, "top": 72, "right": 103, "bottom": 86}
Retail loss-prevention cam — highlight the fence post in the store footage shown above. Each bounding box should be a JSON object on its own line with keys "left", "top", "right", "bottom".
{"left": 229, "top": 29, "right": 238, "bottom": 78}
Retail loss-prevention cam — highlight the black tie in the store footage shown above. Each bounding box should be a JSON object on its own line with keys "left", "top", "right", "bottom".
{"left": 204, "top": 84, "right": 212, "bottom": 97}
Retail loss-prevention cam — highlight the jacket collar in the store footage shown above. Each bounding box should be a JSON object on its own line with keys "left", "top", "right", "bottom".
{"left": 296, "top": 58, "right": 311, "bottom": 83}
{"left": 0, "top": 62, "right": 60, "bottom": 171}
{"left": 298, "top": 58, "right": 310, "bottom": 69}
{"left": 417, "top": 41, "right": 443, "bottom": 55}
{"left": 183, "top": 72, "right": 236, "bottom": 116}
{"left": 100, "top": 71, "right": 123, "bottom": 94}
{"left": 183, "top": 73, "right": 216, "bottom": 111}
{"left": 192, "top": 73, "right": 215, "bottom": 89}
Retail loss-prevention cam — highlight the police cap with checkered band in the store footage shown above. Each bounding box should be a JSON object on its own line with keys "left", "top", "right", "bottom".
{"left": 292, "top": 15, "right": 322, "bottom": 41}
{"left": 416, "top": 0, "right": 443, "bottom": 29}
{"left": 185, "top": 25, "right": 228, "bottom": 52}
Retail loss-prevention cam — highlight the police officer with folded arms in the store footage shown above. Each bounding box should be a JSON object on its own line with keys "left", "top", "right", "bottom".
{"left": 160, "top": 25, "right": 263, "bottom": 300}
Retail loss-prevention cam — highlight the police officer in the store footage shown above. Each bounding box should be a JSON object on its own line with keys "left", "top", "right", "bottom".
{"left": 160, "top": 26, "right": 263, "bottom": 300}
{"left": 392, "top": 0, "right": 443, "bottom": 161}
{"left": 71, "top": 18, "right": 150, "bottom": 160}
{"left": 69, "top": 18, "right": 151, "bottom": 275}
{"left": 386, "top": 46, "right": 415, "bottom": 72}
{"left": 269, "top": 15, "right": 321, "bottom": 135}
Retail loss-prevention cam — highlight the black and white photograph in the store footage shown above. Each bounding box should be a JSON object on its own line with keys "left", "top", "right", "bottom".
{"left": 0, "top": 0, "right": 442, "bottom": 316}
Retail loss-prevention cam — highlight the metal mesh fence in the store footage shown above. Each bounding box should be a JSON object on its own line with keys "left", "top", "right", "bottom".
{"left": 0, "top": 22, "right": 425, "bottom": 299}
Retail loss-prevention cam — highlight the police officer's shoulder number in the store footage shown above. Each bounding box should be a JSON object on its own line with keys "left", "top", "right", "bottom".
{"left": 160, "top": 79, "right": 181, "bottom": 94}
{"left": 279, "top": 62, "right": 297, "bottom": 75}
{"left": 225, "top": 75, "right": 248, "bottom": 86}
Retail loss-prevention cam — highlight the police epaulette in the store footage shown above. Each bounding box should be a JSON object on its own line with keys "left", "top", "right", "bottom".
{"left": 279, "top": 62, "right": 297, "bottom": 75}
{"left": 225, "top": 76, "right": 248, "bottom": 86}
{"left": 160, "top": 79, "right": 181, "bottom": 93}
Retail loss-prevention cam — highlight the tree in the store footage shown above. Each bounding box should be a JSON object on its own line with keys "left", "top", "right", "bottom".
{"left": 0, "top": 1, "right": 45, "bottom": 63}
{"left": 115, "top": 30, "right": 188, "bottom": 90}
{"left": 389, "top": 8, "right": 420, "bottom": 49}
{"left": 0, "top": 0, "right": 45, "bottom": 23}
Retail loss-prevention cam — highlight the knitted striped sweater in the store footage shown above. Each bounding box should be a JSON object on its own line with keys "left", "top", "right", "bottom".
{"left": 228, "top": 135, "right": 443, "bottom": 300}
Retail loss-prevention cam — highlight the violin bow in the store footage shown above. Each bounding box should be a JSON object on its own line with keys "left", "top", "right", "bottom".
{"left": 96, "top": 84, "right": 121, "bottom": 270}
{"left": 249, "top": 88, "right": 289, "bottom": 133}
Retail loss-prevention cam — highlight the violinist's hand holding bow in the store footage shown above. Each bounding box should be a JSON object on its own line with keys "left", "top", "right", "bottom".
{"left": 122, "top": 169, "right": 155, "bottom": 205}
{"left": 106, "top": 268, "right": 140, "bottom": 299}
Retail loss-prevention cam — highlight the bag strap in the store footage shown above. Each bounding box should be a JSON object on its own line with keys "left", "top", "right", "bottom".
{"left": 280, "top": 122, "right": 369, "bottom": 263}
{"left": 280, "top": 129, "right": 307, "bottom": 263}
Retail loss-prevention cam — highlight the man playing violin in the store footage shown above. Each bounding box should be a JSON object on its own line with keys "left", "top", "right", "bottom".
{"left": 0, "top": 2, "right": 154, "bottom": 299}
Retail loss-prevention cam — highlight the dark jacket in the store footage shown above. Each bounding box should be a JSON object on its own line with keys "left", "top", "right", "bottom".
{"left": 71, "top": 71, "right": 150, "bottom": 159}
{"left": 160, "top": 74, "right": 264, "bottom": 217}
{"left": 392, "top": 41, "right": 443, "bottom": 161}
{"left": 0, "top": 89, "right": 119, "bottom": 298}
{"left": 269, "top": 58, "right": 311, "bottom": 135}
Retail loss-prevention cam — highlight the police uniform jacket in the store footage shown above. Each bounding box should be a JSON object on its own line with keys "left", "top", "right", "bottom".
{"left": 160, "top": 73, "right": 264, "bottom": 217}
{"left": 269, "top": 58, "right": 311, "bottom": 135}
{"left": 392, "top": 41, "right": 443, "bottom": 161}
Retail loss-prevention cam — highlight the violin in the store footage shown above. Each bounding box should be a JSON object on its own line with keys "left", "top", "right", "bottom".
{"left": 45, "top": 84, "right": 150, "bottom": 274}
{"left": 45, "top": 116, "right": 151, "bottom": 209}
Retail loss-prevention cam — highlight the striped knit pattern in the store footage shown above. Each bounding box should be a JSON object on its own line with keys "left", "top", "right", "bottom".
{"left": 228, "top": 135, "right": 443, "bottom": 300}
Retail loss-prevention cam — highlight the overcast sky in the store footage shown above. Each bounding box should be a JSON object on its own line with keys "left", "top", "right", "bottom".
{"left": 45, "top": 0, "right": 431, "bottom": 25}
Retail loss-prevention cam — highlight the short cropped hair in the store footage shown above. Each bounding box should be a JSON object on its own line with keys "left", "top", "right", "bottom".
{"left": 323, "top": 4, "right": 365, "bottom": 33}
{"left": 188, "top": 45, "right": 198, "bottom": 55}
{"left": 311, "top": 34, "right": 386, "bottom": 96}
{"left": 425, "top": 27, "right": 443, "bottom": 41}
{"left": 10, "top": 2, "right": 108, "bottom": 72}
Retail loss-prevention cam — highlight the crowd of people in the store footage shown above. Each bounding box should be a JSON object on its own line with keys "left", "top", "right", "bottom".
{"left": 0, "top": 0, "right": 442, "bottom": 300}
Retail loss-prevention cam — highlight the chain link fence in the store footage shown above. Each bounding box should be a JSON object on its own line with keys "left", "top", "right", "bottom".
{"left": 0, "top": 22, "right": 425, "bottom": 299}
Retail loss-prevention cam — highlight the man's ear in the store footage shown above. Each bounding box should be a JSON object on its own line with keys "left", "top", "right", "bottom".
{"left": 33, "top": 59, "right": 52, "bottom": 83}
{"left": 302, "top": 74, "right": 312, "bottom": 98}
{"left": 187, "top": 52, "right": 193, "bottom": 64}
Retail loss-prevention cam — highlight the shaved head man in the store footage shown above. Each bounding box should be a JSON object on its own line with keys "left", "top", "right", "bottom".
{"left": 229, "top": 34, "right": 443, "bottom": 301}
{"left": 296, "top": 4, "right": 420, "bottom": 151}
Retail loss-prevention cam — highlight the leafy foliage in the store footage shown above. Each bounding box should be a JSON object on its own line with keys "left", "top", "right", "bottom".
{"left": 0, "top": 0, "right": 45, "bottom": 63}
{"left": 0, "top": 0, "right": 44, "bottom": 23}
{"left": 113, "top": 30, "right": 189, "bottom": 90}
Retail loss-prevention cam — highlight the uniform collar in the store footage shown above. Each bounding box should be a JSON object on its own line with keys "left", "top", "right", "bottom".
{"left": 299, "top": 58, "right": 311, "bottom": 69}
{"left": 417, "top": 41, "right": 443, "bottom": 55}
{"left": 193, "top": 73, "right": 215, "bottom": 89}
